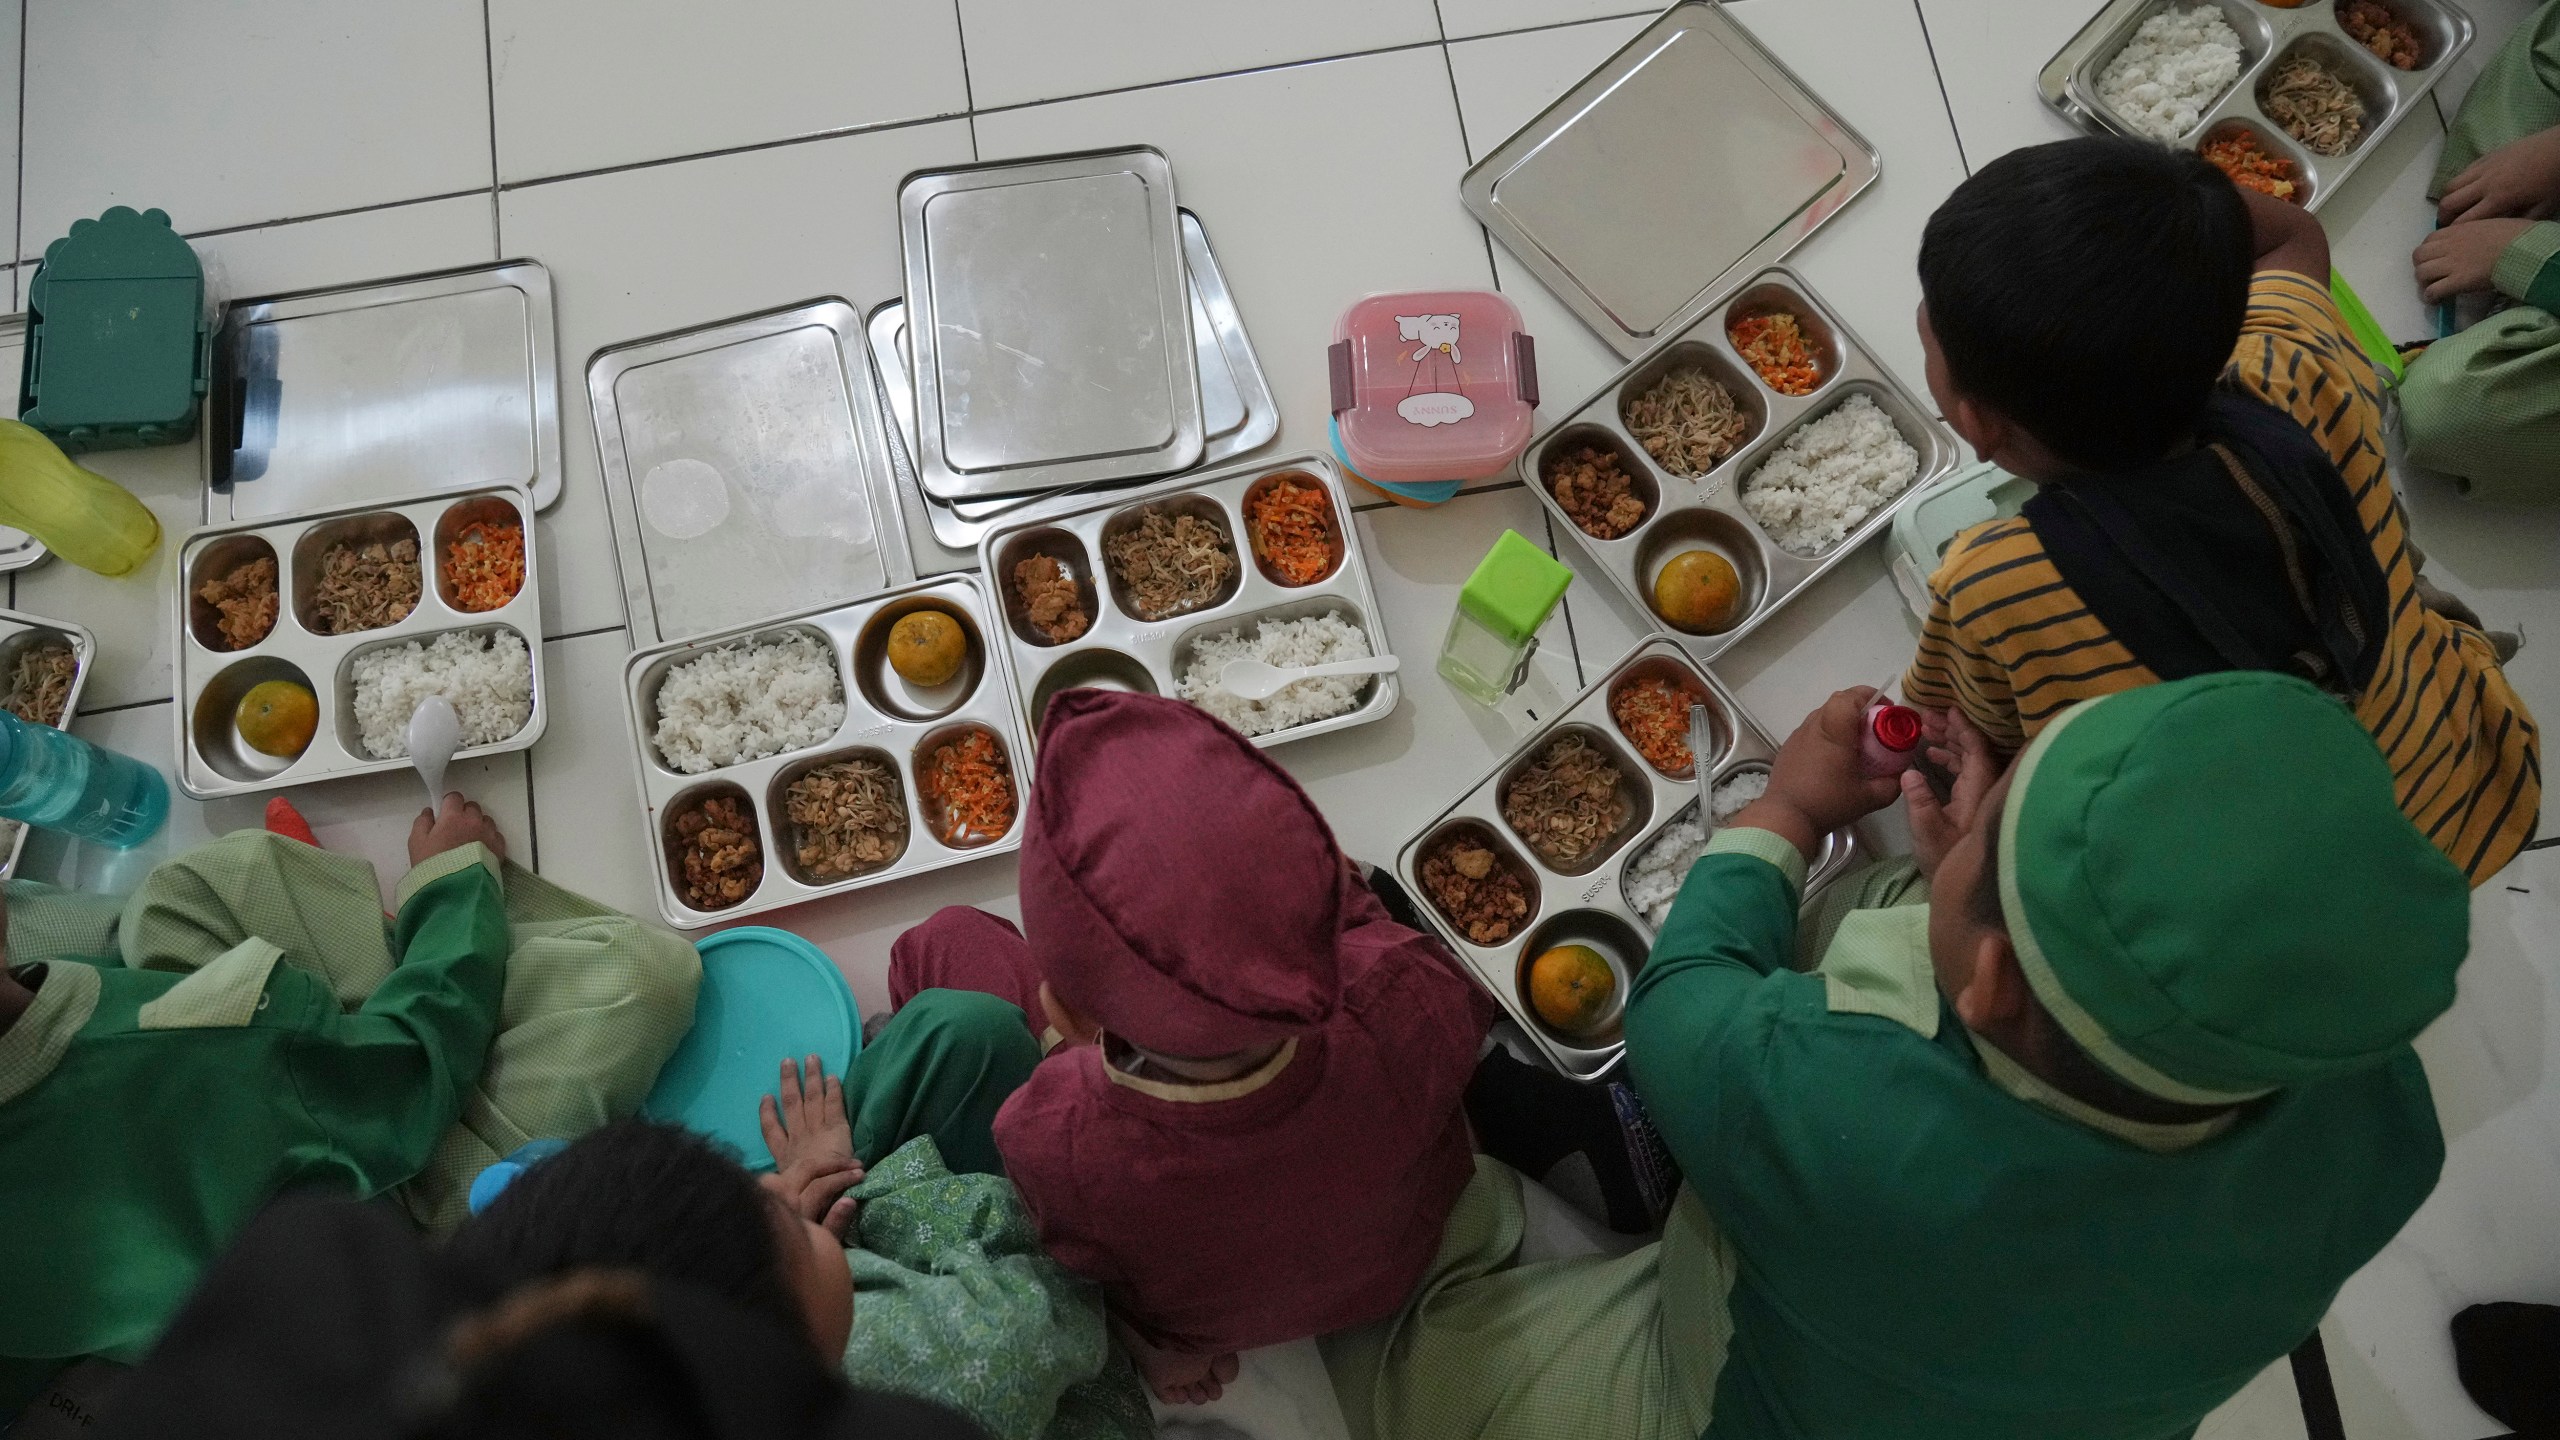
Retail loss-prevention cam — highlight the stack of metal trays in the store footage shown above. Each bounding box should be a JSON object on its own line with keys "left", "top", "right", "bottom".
{"left": 171, "top": 484, "right": 547, "bottom": 798}
{"left": 589, "top": 299, "right": 916, "bottom": 648}
{"left": 1461, "top": 2, "right": 1880, "bottom": 361}
{"left": 203, "top": 261, "right": 565, "bottom": 519}
{"left": 1523, "top": 267, "right": 1961, "bottom": 662}
{"left": 2041, "top": 0, "right": 2474, "bottom": 210}
{"left": 902, "top": 148, "right": 1208, "bottom": 507}
{"left": 0, "top": 609, "right": 95, "bottom": 876}
{"left": 619, "top": 574, "right": 1031, "bottom": 930}
{"left": 976, "top": 454, "right": 1396, "bottom": 754}
{"left": 878, "top": 208, "right": 1278, "bottom": 563}
{"left": 1395, "top": 639, "right": 1864, "bottom": 1080}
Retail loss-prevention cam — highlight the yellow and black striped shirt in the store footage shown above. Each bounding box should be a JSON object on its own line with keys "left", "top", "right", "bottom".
{"left": 1906, "top": 271, "right": 2541, "bottom": 884}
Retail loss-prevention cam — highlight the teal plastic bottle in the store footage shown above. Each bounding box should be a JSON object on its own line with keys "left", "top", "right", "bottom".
{"left": 0, "top": 710, "right": 166, "bottom": 848}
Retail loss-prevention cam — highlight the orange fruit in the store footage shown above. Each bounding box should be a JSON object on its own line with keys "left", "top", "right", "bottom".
{"left": 1653, "top": 549, "right": 1743, "bottom": 633}
{"left": 1528, "top": 944, "right": 1618, "bottom": 1035}
{"left": 235, "top": 679, "right": 318, "bottom": 758}
{"left": 888, "top": 611, "right": 968, "bottom": 687}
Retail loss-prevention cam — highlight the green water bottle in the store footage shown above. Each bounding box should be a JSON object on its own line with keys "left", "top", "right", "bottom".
{"left": 0, "top": 419, "right": 161, "bottom": 576}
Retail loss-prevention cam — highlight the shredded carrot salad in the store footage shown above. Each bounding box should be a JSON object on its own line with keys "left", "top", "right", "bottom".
{"left": 1246, "top": 477, "right": 1336, "bottom": 587}
{"left": 2201, "top": 131, "right": 2302, "bottom": 204}
{"left": 1728, "top": 312, "right": 1823, "bottom": 396}
{"left": 920, "top": 728, "right": 1016, "bottom": 845}
{"left": 443, "top": 519, "right": 526, "bottom": 612}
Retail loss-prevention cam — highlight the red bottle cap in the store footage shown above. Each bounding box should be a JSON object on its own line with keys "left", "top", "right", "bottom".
{"left": 1870, "top": 704, "right": 1923, "bottom": 754}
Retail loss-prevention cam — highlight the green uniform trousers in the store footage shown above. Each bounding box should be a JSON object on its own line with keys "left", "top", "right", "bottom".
{"left": 2401, "top": 0, "right": 2560, "bottom": 498}
{"left": 4, "top": 830, "right": 699, "bottom": 1233}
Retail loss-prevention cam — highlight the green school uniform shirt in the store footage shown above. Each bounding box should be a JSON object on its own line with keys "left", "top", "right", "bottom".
{"left": 1627, "top": 830, "right": 2446, "bottom": 1440}
{"left": 0, "top": 847, "right": 509, "bottom": 1389}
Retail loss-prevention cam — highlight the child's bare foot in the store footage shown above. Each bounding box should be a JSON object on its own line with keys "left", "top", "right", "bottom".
{"left": 1113, "top": 1319, "right": 1239, "bottom": 1405}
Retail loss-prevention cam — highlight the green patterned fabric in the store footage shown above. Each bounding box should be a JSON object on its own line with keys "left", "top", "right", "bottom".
{"left": 839, "top": 1135, "right": 1151, "bottom": 1440}
{"left": 2404, "top": 0, "right": 2560, "bottom": 498}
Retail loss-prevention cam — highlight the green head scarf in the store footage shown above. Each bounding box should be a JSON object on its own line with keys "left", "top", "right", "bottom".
{"left": 1997, "top": 671, "right": 2469, "bottom": 1105}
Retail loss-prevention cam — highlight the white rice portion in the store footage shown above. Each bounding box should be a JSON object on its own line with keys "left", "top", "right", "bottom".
{"left": 1177, "top": 610, "right": 1373, "bottom": 739}
{"left": 2095, "top": 4, "right": 2245, "bottom": 141}
{"left": 351, "top": 628, "right": 534, "bottom": 761}
{"left": 1622, "top": 770, "right": 1778, "bottom": 927}
{"left": 1740, "top": 393, "right": 1921, "bottom": 557}
{"left": 652, "top": 632, "right": 846, "bottom": 775}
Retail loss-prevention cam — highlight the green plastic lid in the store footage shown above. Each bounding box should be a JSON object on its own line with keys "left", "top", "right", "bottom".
{"left": 641, "top": 927, "right": 859, "bottom": 1172}
{"left": 1459, "top": 529, "right": 1573, "bottom": 645}
{"left": 21, "top": 207, "right": 209, "bottom": 451}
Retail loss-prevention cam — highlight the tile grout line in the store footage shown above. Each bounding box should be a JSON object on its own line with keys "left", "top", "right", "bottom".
{"left": 13, "top": 6, "right": 1670, "bottom": 259}
{"left": 12, "top": 0, "right": 24, "bottom": 305}
{"left": 950, "top": 0, "right": 981, "bottom": 160}
{"left": 479, "top": 0, "right": 502, "bottom": 194}
{"left": 1542, "top": 509, "right": 1588, "bottom": 690}
{"left": 1907, "top": 0, "right": 1973, "bottom": 178}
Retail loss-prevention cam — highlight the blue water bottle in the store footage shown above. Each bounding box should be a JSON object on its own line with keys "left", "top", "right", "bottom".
{"left": 0, "top": 710, "right": 167, "bottom": 848}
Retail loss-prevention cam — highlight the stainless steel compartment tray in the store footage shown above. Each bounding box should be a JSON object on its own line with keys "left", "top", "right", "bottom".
{"left": 172, "top": 484, "right": 548, "bottom": 799}
{"left": 976, "top": 454, "right": 1399, "bottom": 755}
{"left": 589, "top": 298, "right": 915, "bottom": 648}
{"left": 1461, "top": 1, "right": 1880, "bottom": 360}
{"left": 2043, "top": 0, "right": 2473, "bottom": 212}
{"left": 206, "top": 261, "right": 564, "bottom": 518}
{"left": 1395, "top": 638, "right": 1865, "bottom": 1081}
{"left": 1523, "top": 265, "right": 1961, "bottom": 663}
{"left": 902, "top": 147, "right": 1203, "bottom": 502}
{"left": 0, "top": 609, "right": 96, "bottom": 877}
{"left": 620, "top": 574, "right": 1031, "bottom": 931}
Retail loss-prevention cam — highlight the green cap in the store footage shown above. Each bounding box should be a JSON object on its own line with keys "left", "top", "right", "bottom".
{"left": 1998, "top": 672, "right": 2468, "bottom": 1105}
{"left": 1458, "top": 530, "right": 1572, "bottom": 645}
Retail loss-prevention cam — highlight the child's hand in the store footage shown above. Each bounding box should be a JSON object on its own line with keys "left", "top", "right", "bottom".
{"left": 2415, "top": 218, "right": 2540, "bottom": 303}
{"left": 1737, "top": 687, "right": 1904, "bottom": 855}
{"left": 408, "top": 793, "right": 506, "bottom": 866}
{"left": 760, "top": 1055, "right": 862, "bottom": 1241}
{"left": 1904, "top": 708, "right": 2003, "bottom": 878}
{"left": 2436, "top": 126, "right": 2560, "bottom": 225}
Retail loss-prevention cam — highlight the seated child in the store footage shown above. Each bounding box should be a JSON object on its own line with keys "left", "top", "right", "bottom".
{"left": 1905, "top": 136, "right": 2539, "bottom": 883}
{"left": 445, "top": 993, "right": 1151, "bottom": 1440}
{"left": 2403, "top": 0, "right": 2560, "bottom": 497}
{"left": 888, "top": 689, "right": 1493, "bottom": 1405}
{"left": 1327, "top": 675, "right": 2467, "bottom": 1440}
{"left": 0, "top": 797, "right": 698, "bottom": 1411}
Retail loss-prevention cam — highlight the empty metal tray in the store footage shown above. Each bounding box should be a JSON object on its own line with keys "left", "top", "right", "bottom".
{"left": 1461, "top": 2, "right": 1879, "bottom": 359}
{"left": 901, "top": 147, "right": 1203, "bottom": 501}
{"left": 589, "top": 297, "right": 916, "bottom": 648}
{"left": 205, "top": 261, "right": 564, "bottom": 519}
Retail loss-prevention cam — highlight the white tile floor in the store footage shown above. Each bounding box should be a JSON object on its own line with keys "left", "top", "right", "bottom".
{"left": 14, "top": 2, "right": 2558, "bottom": 1436}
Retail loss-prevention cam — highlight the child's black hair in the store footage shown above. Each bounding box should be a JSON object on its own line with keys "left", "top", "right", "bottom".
{"left": 442, "top": 1119, "right": 804, "bottom": 1345}
{"left": 1919, "top": 136, "right": 2254, "bottom": 471}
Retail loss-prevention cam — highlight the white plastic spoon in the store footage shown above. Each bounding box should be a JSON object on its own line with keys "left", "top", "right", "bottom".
{"left": 406, "top": 696, "right": 462, "bottom": 809}
{"left": 1216, "top": 654, "right": 1402, "bottom": 701}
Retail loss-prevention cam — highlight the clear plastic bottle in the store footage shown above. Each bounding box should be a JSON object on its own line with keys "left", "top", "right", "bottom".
{"left": 0, "top": 710, "right": 167, "bottom": 848}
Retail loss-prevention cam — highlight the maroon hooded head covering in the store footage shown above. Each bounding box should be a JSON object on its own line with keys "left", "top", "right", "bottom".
{"left": 1020, "top": 689, "right": 1348, "bottom": 1057}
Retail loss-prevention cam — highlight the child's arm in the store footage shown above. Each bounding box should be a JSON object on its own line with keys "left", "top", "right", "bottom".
{"left": 2241, "top": 185, "right": 2329, "bottom": 282}
{"left": 285, "top": 799, "right": 513, "bottom": 1192}
{"left": 1625, "top": 691, "right": 1902, "bottom": 1165}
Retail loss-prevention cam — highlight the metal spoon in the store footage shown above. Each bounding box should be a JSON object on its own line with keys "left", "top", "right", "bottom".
{"left": 406, "top": 696, "right": 462, "bottom": 809}
{"left": 1216, "top": 654, "right": 1402, "bottom": 701}
{"left": 1689, "top": 701, "right": 1716, "bottom": 824}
